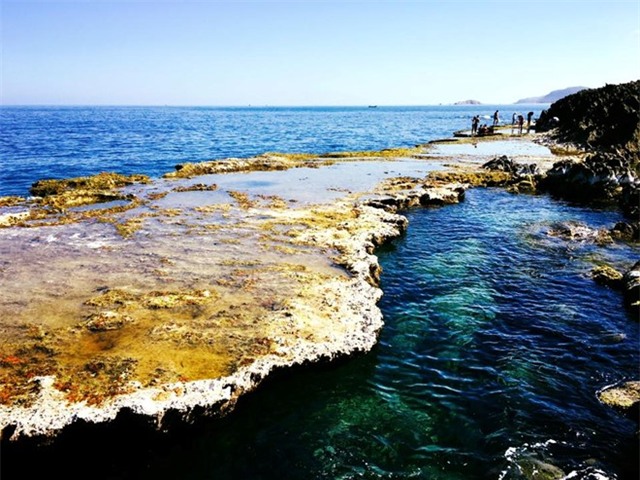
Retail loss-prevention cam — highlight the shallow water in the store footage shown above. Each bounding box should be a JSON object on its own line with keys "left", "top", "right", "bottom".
{"left": 9, "top": 188, "right": 635, "bottom": 480}
{"left": 427, "top": 139, "right": 553, "bottom": 158}
{"left": 0, "top": 105, "right": 548, "bottom": 196}
{"left": 151, "top": 158, "right": 443, "bottom": 206}
{"left": 128, "top": 189, "right": 637, "bottom": 480}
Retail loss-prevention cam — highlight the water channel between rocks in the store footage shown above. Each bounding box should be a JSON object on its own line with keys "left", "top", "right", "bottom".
{"left": 1, "top": 143, "right": 638, "bottom": 479}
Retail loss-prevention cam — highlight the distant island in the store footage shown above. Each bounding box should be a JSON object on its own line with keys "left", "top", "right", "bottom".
{"left": 453, "top": 99, "right": 482, "bottom": 105}
{"left": 515, "top": 86, "right": 589, "bottom": 104}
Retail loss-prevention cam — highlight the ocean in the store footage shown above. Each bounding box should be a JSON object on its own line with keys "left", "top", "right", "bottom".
{"left": 0, "top": 105, "right": 545, "bottom": 197}
{"left": 1, "top": 105, "right": 638, "bottom": 480}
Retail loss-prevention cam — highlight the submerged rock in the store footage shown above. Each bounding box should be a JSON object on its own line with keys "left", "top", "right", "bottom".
{"left": 598, "top": 380, "right": 640, "bottom": 423}
{"left": 547, "top": 220, "right": 613, "bottom": 245}
{"left": 514, "top": 456, "right": 566, "bottom": 480}
{"left": 591, "top": 265, "right": 624, "bottom": 290}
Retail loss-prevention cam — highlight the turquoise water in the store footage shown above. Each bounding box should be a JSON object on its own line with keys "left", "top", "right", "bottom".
{"left": 125, "top": 189, "right": 636, "bottom": 480}
{"left": 7, "top": 188, "right": 635, "bottom": 480}
{"left": 0, "top": 105, "right": 547, "bottom": 196}
{"left": 1, "top": 106, "right": 637, "bottom": 479}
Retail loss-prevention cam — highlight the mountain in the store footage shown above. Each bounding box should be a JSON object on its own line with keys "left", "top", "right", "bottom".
{"left": 453, "top": 99, "right": 482, "bottom": 105}
{"left": 515, "top": 86, "right": 589, "bottom": 104}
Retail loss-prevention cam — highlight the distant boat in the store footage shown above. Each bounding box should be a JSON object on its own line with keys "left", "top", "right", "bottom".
{"left": 368, "top": 105, "right": 378, "bottom": 108}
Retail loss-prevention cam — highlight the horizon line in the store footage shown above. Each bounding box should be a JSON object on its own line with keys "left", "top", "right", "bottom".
{"left": 0, "top": 102, "right": 552, "bottom": 108}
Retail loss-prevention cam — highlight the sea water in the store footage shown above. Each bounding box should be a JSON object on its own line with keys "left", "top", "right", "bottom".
{"left": 0, "top": 105, "right": 545, "bottom": 197}
{"left": 2, "top": 105, "right": 638, "bottom": 479}
{"left": 107, "top": 189, "right": 635, "bottom": 480}
{"left": 4, "top": 191, "right": 637, "bottom": 480}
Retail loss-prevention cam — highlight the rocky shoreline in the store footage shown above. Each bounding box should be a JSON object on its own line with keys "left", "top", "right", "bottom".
{"left": 1, "top": 83, "right": 638, "bottom": 458}
{"left": 0, "top": 149, "right": 470, "bottom": 443}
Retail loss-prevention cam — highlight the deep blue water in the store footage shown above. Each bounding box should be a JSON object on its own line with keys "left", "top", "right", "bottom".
{"left": 0, "top": 105, "right": 546, "bottom": 197}
{"left": 2, "top": 106, "right": 638, "bottom": 479}
{"left": 106, "top": 189, "right": 635, "bottom": 480}
{"left": 8, "top": 190, "right": 636, "bottom": 480}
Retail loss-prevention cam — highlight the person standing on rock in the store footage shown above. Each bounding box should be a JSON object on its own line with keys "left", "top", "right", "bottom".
{"left": 517, "top": 114, "right": 525, "bottom": 134}
{"left": 471, "top": 115, "right": 479, "bottom": 136}
{"left": 493, "top": 110, "right": 500, "bottom": 126}
{"left": 526, "top": 111, "right": 534, "bottom": 133}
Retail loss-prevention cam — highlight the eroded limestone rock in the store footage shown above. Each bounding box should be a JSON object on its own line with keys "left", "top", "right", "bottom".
{"left": 598, "top": 380, "right": 640, "bottom": 422}
{"left": 591, "top": 265, "right": 624, "bottom": 290}
{"left": 0, "top": 159, "right": 466, "bottom": 442}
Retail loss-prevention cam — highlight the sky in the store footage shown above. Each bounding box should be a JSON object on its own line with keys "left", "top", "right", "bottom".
{"left": 1, "top": 0, "right": 639, "bottom": 106}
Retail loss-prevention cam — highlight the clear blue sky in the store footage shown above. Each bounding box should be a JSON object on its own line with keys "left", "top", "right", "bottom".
{"left": 1, "top": 0, "right": 639, "bottom": 105}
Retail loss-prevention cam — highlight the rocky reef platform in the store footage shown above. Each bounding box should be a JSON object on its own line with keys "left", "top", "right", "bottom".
{"left": 1, "top": 117, "right": 637, "bottom": 457}
{"left": 0, "top": 147, "right": 487, "bottom": 442}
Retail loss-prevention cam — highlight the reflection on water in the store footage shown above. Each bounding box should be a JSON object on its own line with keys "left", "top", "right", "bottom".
{"left": 427, "top": 140, "right": 554, "bottom": 158}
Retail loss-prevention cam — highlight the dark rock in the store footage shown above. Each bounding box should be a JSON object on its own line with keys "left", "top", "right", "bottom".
{"left": 538, "top": 152, "right": 637, "bottom": 210}
{"left": 536, "top": 80, "right": 640, "bottom": 166}
{"left": 610, "top": 221, "right": 640, "bottom": 242}
{"left": 482, "top": 157, "right": 540, "bottom": 190}
{"left": 482, "top": 155, "right": 517, "bottom": 173}
{"left": 517, "top": 163, "right": 540, "bottom": 176}
{"left": 620, "top": 182, "right": 640, "bottom": 219}
{"left": 483, "top": 155, "right": 539, "bottom": 175}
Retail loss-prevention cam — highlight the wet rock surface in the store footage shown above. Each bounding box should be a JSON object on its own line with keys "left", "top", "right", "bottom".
{"left": 598, "top": 381, "right": 640, "bottom": 423}
{"left": 546, "top": 220, "right": 613, "bottom": 245}
{"left": 591, "top": 265, "right": 624, "bottom": 289}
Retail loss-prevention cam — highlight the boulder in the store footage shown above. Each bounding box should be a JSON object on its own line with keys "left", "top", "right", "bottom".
{"left": 482, "top": 155, "right": 517, "bottom": 173}
{"left": 610, "top": 221, "right": 640, "bottom": 242}
{"left": 539, "top": 152, "right": 637, "bottom": 210}
{"left": 591, "top": 265, "right": 623, "bottom": 290}
{"left": 482, "top": 156, "right": 540, "bottom": 176}
{"left": 597, "top": 380, "right": 640, "bottom": 423}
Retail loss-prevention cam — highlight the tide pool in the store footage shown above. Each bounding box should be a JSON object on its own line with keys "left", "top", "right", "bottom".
{"left": 7, "top": 187, "right": 635, "bottom": 480}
